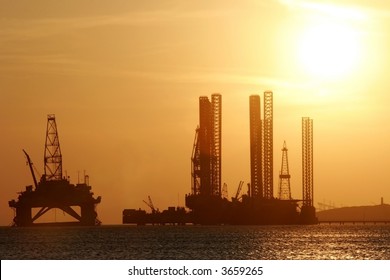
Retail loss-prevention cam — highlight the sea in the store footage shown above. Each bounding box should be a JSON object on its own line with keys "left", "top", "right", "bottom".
{"left": 1, "top": 224, "right": 389, "bottom": 260}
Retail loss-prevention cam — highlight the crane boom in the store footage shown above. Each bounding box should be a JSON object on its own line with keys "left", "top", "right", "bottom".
{"left": 22, "top": 149, "right": 38, "bottom": 189}
{"left": 143, "top": 196, "right": 156, "bottom": 213}
{"left": 235, "top": 181, "right": 244, "bottom": 200}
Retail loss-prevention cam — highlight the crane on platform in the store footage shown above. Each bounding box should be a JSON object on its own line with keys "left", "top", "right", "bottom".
{"left": 22, "top": 149, "right": 38, "bottom": 189}
{"left": 233, "top": 181, "right": 244, "bottom": 201}
{"left": 143, "top": 196, "right": 158, "bottom": 213}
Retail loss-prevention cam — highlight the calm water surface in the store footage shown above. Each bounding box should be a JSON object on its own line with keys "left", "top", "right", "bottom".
{"left": 0, "top": 224, "right": 389, "bottom": 259}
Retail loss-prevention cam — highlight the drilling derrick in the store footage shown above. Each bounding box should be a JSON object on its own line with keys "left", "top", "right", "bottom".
{"left": 191, "top": 94, "right": 222, "bottom": 197}
{"left": 8, "top": 114, "right": 101, "bottom": 227}
{"left": 125, "top": 91, "right": 316, "bottom": 225}
{"left": 249, "top": 95, "right": 263, "bottom": 198}
{"left": 263, "top": 91, "right": 273, "bottom": 199}
{"left": 186, "top": 94, "right": 226, "bottom": 224}
{"left": 278, "top": 141, "right": 292, "bottom": 200}
{"left": 44, "top": 114, "right": 62, "bottom": 181}
{"left": 301, "top": 117, "right": 317, "bottom": 223}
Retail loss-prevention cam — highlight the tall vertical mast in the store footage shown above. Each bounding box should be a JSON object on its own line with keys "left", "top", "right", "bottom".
{"left": 278, "top": 141, "right": 292, "bottom": 200}
{"left": 44, "top": 114, "right": 62, "bottom": 181}
{"left": 263, "top": 91, "right": 273, "bottom": 199}
{"left": 211, "top": 93, "right": 222, "bottom": 197}
{"left": 193, "top": 94, "right": 222, "bottom": 197}
{"left": 249, "top": 95, "right": 263, "bottom": 198}
{"left": 198, "top": 97, "right": 212, "bottom": 196}
{"left": 302, "top": 117, "right": 314, "bottom": 207}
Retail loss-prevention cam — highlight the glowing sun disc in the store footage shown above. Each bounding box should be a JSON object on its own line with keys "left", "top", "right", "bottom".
{"left": 298, "top": 22, "right": 360, "bottom": 80}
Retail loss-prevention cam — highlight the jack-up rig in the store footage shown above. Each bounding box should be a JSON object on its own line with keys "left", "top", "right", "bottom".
{"left": 185, "top": 92, "right": 316, "bottom": 224}
{"left": 9, "top": 114, "right": 101, "bottom": 227}
{"left": 123, "top": 92, "right": 317, "bottom": 225}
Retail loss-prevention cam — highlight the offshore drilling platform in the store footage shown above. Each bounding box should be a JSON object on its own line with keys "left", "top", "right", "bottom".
{"left": 9, "top": 115, "right": 101, "bottom": 227}
{"left": 123, "top": 92, "right": 317, "bottom": 225}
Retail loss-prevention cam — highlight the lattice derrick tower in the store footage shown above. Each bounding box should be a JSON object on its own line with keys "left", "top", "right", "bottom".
{"left": 192, "top": 94, "right": 222, "bottom": 197}
{"left": 278, "top": 141, "right": 292, "bottom": 200}
{"left": 44, "top": 114, "right": 62, "bottom": 181}
{"left": 249, "top": 95, "right": 263, "bottom": 198}
{"left": 263, "top": 91, "right": 273, "bottom": 199}
{"left": 302, "top": 117, "right": 314, "bottom": 207}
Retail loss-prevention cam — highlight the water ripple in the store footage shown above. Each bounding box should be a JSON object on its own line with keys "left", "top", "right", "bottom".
{"left": 0, "top": 224, "right": 389, "bottom": 259}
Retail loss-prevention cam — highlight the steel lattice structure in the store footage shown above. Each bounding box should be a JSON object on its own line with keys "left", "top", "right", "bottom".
{"left": 302, "top": 117, "right": 313, "bottom": 207}
{"left": 263, "top": 91, "right": 273, "bottom": 199}
{"left": 278, "top": 141, "right": 292, "bottom": 200}
{"left": 191, "top": 94, "right": 222, "bottom": 197}
{"left": 44, "top": 114, "right": 62, "bottom": 181}
{"left": 212, "top": 94, "right": 222, "bottom": 196}
{"left": 9, "top": 115, "right": 102, "bottom": 227}
{"left": 249, "top": 95, "right": 263, "bottom": 198}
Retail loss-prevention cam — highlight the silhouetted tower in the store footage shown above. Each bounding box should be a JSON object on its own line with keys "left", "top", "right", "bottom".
{"left": 249, "top": 95, "right": 263, "bottom": 198}
{"left": 302, "top": 117, "right": 313, "bottom": 207}
{"left": 278, "top": 141, "right": 292, "bottom": 200}
{"left": 44, "top": 114, "right": 62, "bottom": 181}
{"left": 191, "top": 94, "right": 222, "bottom": 197}
{"left": 263, "top": 91, "right": 273, "bottom": 199}
{"left": 198, "top": 96, "right": 211, "bottom": 196}
{"left": 212, "top": 94, "right": 222, "bottom": 196}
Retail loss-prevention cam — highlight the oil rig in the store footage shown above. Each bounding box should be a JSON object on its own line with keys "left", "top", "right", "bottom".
{"left": 9, "top": 114, "right": 101, "bottom": 227}
{"left": 123, "top": 92, "right": 317, "bottom": 225}
{"left": 185, "top": 92, "right": 316, "bottom": 224}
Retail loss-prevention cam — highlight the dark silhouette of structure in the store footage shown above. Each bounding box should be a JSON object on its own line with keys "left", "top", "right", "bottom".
{"left": 249, "top": 92, "right": 274, "bottom": 200}
{"left": 186, "top": 91, "right": 315, "bottom": 224}
{"left": 301, "top": 117, "right": 316, "bottom": 222}
{"left": 9, "top": 114, "right": 101, "bottom": 227}
{"left": 44, "top": 115, "right": 63, "bottom": 181}
{"left": 317, "top": 203, "right": 390, "bottom": 224}
{"left": 123, "top": 92, "right": 318, "bottom": 225}
{"left": 186, "top": 94, "right": 227, "bottom": 224}
{"left": 263, "top": 91, "right": 273, "bottom": 199}
{"left": 278, "top": 141, "right": 292, "bottom": 200}
{"left": 191, "top": 94, "right": 222, "bottom": 197}
{"left": 249, "top": 95, "right": 262, "bottom": 198}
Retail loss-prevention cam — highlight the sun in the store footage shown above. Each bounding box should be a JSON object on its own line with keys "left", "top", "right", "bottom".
{"left": 298, "top": 21, "right": 361, "bottom": 80}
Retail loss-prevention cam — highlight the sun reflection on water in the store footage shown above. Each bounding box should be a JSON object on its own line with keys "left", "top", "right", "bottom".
{"left": 0, "top": 224, "right": 389, "bottom": 259}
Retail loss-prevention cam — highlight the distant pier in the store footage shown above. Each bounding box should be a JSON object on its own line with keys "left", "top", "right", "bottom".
{"left": 318, "top": 220, "right": 390, "bottom": 225}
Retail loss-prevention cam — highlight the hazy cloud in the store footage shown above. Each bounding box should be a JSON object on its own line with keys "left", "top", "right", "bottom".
{"left": 0, "top": 8, "right": 232, "bottom": 43}
{"left": 279, "top": 0, "right": 390, "bottom": 20}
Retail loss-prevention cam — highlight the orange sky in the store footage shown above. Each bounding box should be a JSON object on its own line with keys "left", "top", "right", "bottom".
{"left": 1, "top": 0, "right": 390, "bottom": 225}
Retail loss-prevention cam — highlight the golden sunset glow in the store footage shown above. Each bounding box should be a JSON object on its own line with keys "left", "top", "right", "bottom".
{"left": 298, "top": 21, "right": 361, "bottom": 80}
{"left": 0, "top": 0, "right": 390, "bottom": 226}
